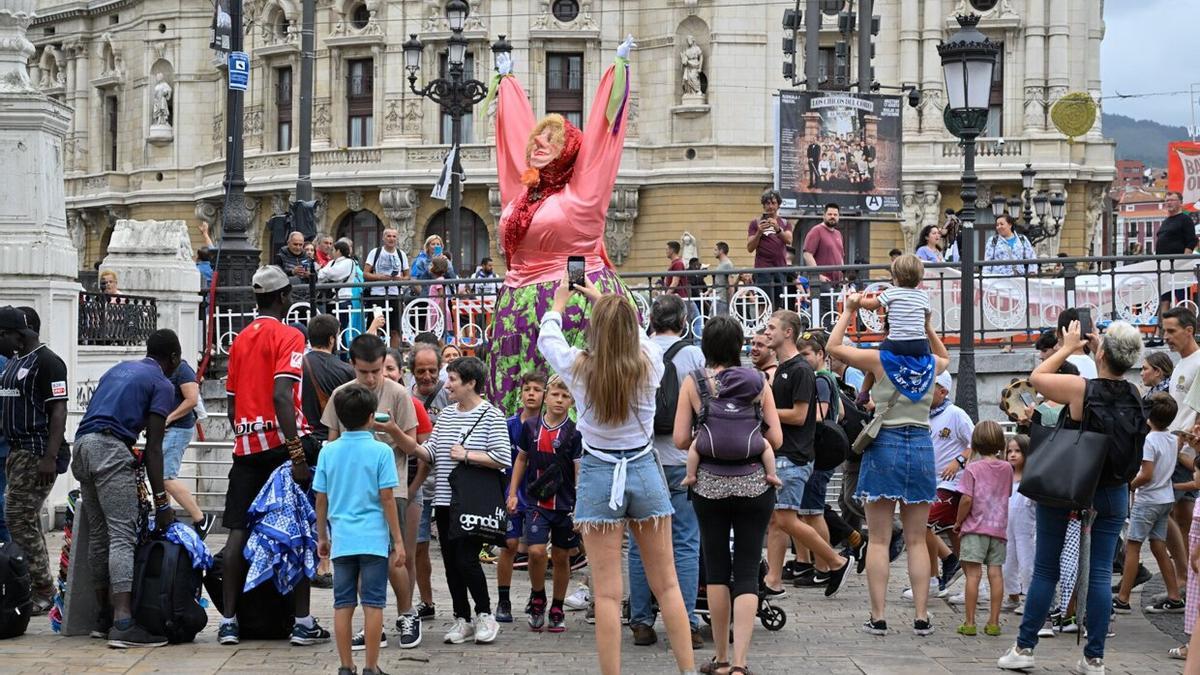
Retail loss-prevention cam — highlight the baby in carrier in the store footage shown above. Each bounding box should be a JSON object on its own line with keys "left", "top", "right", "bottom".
{"left": 682, "top": 366, "right": 781, "bottom": 488}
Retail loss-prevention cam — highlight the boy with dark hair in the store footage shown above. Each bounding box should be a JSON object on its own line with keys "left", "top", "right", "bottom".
{"left": 496, "top": 370, "right": 548, "bottom": 623}
{"left": 315, "top": 383, "right": 404, "bottom": 675}
{"left": 507, "top": 375, "right": 583, "bottom": 633}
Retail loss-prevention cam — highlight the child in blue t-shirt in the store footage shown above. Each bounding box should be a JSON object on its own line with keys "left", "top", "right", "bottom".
{"left": 495, "top": 370, "right": 547, "bottom": 623}
{"left": 314, "top": 384, "right": 403, "bottom": 675}
{"left": 507, "top": 376, "right": 582, "bottom": 633}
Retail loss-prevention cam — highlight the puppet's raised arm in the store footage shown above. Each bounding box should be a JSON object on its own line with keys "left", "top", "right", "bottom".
{"left": 492, "top": 70, "right": 536, "bottom": 209}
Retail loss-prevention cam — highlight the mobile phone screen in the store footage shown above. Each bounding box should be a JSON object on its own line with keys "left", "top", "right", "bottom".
{"left": 1077, "top": 308, "right": 1093, "bottom": 337}
{"left": 567, "top": 256, "right": 586, "bottom": 289}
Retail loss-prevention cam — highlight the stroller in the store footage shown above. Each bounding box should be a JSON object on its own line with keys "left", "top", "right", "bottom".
{"left": 694, "top": 559, "right": 787, "bottom": 632}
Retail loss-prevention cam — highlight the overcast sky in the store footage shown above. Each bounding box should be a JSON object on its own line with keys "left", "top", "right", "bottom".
{"left": 1102, "top": 0, "right": 1197, "bottom": 129}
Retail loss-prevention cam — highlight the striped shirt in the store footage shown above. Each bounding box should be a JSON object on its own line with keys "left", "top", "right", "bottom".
{"left": 425, "top": 400, "right": 511, "bottom": 507}
{"left": 0, "top": 345, "right": 68, "bottom": 456}
{"left": 226, "top": 316, "right": 311, "bottom": 456}
{"left": 879, "top": 286, "right": 931, "bottom": 342}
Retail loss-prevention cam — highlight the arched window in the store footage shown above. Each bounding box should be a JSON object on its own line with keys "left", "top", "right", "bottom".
{"left": 336, "top": 209, "right": 383, "bottom": 261}
{"left": 424, "top": 208, "right": 490, "bottom": 272}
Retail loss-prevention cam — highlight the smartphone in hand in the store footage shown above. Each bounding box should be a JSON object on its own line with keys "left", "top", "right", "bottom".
{"left": 567, "top": 255, "right": 586, "bottom": 290}
{"left": 1077, "top": 308, "right": 1093, "bottom": 338}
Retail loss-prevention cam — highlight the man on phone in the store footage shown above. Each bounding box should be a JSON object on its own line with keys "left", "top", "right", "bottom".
{"left": 747, "top": 189, "right": 794, "bottom": 311}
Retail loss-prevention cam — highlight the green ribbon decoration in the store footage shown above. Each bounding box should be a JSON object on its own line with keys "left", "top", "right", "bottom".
{"left": 605, "top": 56, "right": 629, "bottom": 130}
{"left": 482, "top": 70, "right": 506, "bottom": 113}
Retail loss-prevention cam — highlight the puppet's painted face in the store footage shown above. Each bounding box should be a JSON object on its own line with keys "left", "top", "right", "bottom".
{"left": 528, "top": 128, "right": 564, "bottom": 169}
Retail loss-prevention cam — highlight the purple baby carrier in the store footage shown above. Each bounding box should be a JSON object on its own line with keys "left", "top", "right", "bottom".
{"left": 692, "top": 367, "right": 767, "bottom": 475}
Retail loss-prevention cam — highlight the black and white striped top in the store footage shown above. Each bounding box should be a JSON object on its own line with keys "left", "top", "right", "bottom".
{"left": 425, "top": 400, "right": 511, "bottom": 507}
{"left": 0, "top": 345, "right": 68, "bottom": 456}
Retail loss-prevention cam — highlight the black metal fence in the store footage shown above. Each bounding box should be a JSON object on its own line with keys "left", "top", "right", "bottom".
{"left": 78, "top": 292, "right": 158, "bottom": 346}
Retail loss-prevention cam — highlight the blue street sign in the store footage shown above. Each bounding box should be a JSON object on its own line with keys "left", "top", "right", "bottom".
{"left": 228, "top": 51, "right": 249, "bottom": 91}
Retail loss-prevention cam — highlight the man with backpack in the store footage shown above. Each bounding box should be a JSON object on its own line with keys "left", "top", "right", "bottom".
{"left": 628, "top": 294, "right": 705, "bottom": 649}
{"left": 363, "top": 228, "right": 410, "bottom": 345}
{"left": 72, "top": 329, "right": 180, "bottom": 648}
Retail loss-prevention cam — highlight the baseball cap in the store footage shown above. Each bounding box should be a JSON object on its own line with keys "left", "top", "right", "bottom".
{"left": 252, "top": 266, "right": 291, "bottom": 294}
{"left": 935, "top": 371, "right": 952, "bottom": 391}
{"left": 0, "top": 306, "right": 36, "bottom": 335}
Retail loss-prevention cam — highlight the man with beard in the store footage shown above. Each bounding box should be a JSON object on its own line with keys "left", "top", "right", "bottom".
{"left": 802, "top": 203, "right": 845, "bottom": 284}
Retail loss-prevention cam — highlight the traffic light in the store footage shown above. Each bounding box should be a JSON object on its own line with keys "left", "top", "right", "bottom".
{"left": 838, "top": 11, "right": 856, "bottom": 34}
{"left": 781, "top": 1, "right": 802, "bottom": 85}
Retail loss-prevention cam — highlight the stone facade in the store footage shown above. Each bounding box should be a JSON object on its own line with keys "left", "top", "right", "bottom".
{"left": 28, "top": 0, "right": 1114, "bottom": 273}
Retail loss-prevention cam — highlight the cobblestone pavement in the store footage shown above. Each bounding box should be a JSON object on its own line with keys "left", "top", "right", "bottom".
{"left": 4, "top": 532, "right": 1187, "bottom": 674}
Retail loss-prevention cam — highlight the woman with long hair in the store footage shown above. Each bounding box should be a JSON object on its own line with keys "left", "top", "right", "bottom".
{"left": 915, "top": 225, "right": 943, "bottom": 263}
{"left": 537, "top": 274, "right": 695, "bottom": 675}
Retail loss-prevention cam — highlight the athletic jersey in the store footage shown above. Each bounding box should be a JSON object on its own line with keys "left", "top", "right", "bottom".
{"left": 225, "top": 316, "right": 310, "bottom": 456}
{"left": 0, "top": 345, "right": 68, "bottom": 455}
{"left": 518, "top": 416, "right": 582, "bottom": 512}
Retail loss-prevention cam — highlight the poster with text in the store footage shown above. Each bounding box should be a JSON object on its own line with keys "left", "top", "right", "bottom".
{"left": 776, "top": 91, "right": 902, "bottom": 216}
{"left": 1168, "top": 142, "right": 1200, "bottom": 211}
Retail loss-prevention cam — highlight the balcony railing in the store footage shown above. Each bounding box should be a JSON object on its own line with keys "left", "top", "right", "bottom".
{"left": 79, "top": 292, "right": 158, "bottom": 346}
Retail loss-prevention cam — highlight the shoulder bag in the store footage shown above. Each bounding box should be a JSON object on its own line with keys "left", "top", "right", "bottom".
{"left": 447, "top": 406, "right": 510, "bottom": 546}
{"left": 1018, "top": 381, "right": 1110, "bottom": 510}
{"left": 849, "top": 388, "right": 902, "bottom": 456}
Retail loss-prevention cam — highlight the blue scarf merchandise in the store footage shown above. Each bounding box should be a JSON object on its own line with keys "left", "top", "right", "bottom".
{"left": 928, "top": 398, "right": 952, "bottom": 420}
{"left": 243, "top": 461, "right": 318, "bottom": 595}
{"left": 879, "top": 351, "right": 936, "bottom": 402}
{"left": 164, "top": 522, "right": 214, "bottom": 571}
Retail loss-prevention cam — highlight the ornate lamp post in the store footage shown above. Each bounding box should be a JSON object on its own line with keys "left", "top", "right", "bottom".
{"left": 939, "top": 13, "right": 998, "bottom": 421}
{"left": 403, "top": 0, "right": 509, "bottom": 264}
{"left": 994, "top": 162, "right": 1066, "bottom": 246}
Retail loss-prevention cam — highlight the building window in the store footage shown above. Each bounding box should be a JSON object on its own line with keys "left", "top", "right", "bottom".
{"left": 276, "top": 66, "right": 293, "bottom": 151}
{"left": 336, "top": 209, "right": 383, "bottom": 261}
{"left": 1127, "top": 221, "right": 1138, "bottom": 237}
{"left": 984, "top": 42, "right": 1004, "bottom": 137}
{"left": 350, "top": 3, "right": 369, "bottom": 30}
{"left": 552, "top": 0, "right": 579, "bottom": 22}
{"left": 425, "top": 207, "right": 490, "bottom": 271}
{"left": 105, "top": 94, "right": 118, "bottom": 171}
{"left": 439, "top": 52, "right": 475, "bottom": 144}
{"left": 546, "top": 52, "right": 583, "bottom": 128}
{"left": 346, "top": 58, "right": 373, "bottom": 147}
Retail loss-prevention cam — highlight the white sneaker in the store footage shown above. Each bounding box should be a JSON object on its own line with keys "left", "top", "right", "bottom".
{"left": 1001, "top": 597, "right": 1022, "bottom": 612}
{"left": 901, "top": 578, "right": 939, "bottom": 601}
{"left": 473, "top": 612, "right": 499, "bottom": 644}
{"left": 1069, "top": 657, "right": 1105, "bottom": 675}
{"left": 948, "top": 587, "right": 990, "bottom": 606}
{"left": 564, "top": 585, "right": 591, "bottom": 611}
{"left": 443, "top": 617, "right": 475, "bottom": 644}
{"left": 997, "top": 643, "right": 1035, "bottom": 670}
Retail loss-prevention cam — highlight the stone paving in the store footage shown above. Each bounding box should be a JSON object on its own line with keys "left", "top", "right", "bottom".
{"left": 3, "top": 532, "right": 1187, "bottom": 674}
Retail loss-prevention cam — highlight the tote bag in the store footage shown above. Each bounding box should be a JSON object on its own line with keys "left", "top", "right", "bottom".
{"left": 446, "top": 407, "right": 509, "bottom": 546}
{"left": 1018, "top": 399, "right": 1109, "bottom": 511}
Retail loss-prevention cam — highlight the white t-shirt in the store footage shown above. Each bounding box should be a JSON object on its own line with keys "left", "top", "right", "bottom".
{"left": 929, "top": 403, "right": 974, "bottom": 492}
{"left": 879, "top": 286, "right": 930, "bottom": 342}
{"left": 1139, "top": 430, "right": 1178, "bottom": 505}
{"left": 1066, "top": 354, "right": 1097, "bottom": 380}
{"left": 1172, "top": 349, "right": 1200, "bottom": 432}
{"left": 365, "top": 247, "right": 410, "bottom": 296}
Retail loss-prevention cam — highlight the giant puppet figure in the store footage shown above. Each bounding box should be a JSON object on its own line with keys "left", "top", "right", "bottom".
{"left": 485, "top": 36, "right": 635, "bottom": 412}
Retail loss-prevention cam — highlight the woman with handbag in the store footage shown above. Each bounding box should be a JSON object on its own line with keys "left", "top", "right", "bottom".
{"left": 997, "top": 320, "right": 1145, "bottom": 674}
{"left": 673, "top": 315, "right": 782, "bottom": 675}
{"left": 392, "top": 356, "right": 511, "bottom": 646}
{"left": 536, "top": 273, "right": 696, "bottom": 675}
{"left": 827, "top": 294, "right": 950, "bottom": 637}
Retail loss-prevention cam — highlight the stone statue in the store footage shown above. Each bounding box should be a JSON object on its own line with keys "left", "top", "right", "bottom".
{"left": 151, "top": 73, "right": 173, "bottom": 127}
{"left": 681, "top": 231, "right": 699, "bottom": 262}
{"left": 900, "top": 191, "right": 923, "bottom": 252}
{"left": 680, "top": 35, "right": 703, "bottom": 96}
{"left": 1085, "top": 185, "right": 1105, "bottom": 258}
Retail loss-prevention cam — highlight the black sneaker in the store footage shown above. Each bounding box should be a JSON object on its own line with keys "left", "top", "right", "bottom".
{"left": 351, "top": 629, "right": 387, "bottom": 651}
{"left": 862, "top": 617, "right": 888, "bottom": 635}
{"left": 107, "top": 624, "right": 168, "bottom": 649}
{"left": 290, "top": 618, "right": 331, "bottom": 645}
{"left": 939, "top": 554, "right": 960, "bottom": 590}
{"left": 218, "top": 621, "right": 240, "bottom": 645}
{"left": 311, "top": 572, "right": 334, "bottom": 589}
{"left": 90, "top": 607, "right": 114, "bottom": 639}
{"left": 855, "top": 535, "right": 868, "bottom": 574}
{"left": 764, "top": 585, "right": 788, "bottom": 599}
{"left": 416, "top": 602, "right": 435, "bottom": 621}
{"left": 512, "top": 553, "right": 529, "bottom": 570}
{"left": 913, "top": 614, "right": 934, "bottom": 636}
{"left": 823, "top": 556, "right": 853, "bottom": 598}
{"left": 569, "top": 553, "right": 588, "bottom": 571}
{"left": 1112, "top": 598, "right": 1132, "bottom": 614}
{"left": 194, "top": 513, "right": 216, "bottom": 541}
{"left": 495, "top": 600, "right": 513, "bottom": 623}
{"left": 1146, "top": 598, "right": 1186, "bottom": 614}
{"left": 396, "top": 613, "right": 422, "bottom": 649}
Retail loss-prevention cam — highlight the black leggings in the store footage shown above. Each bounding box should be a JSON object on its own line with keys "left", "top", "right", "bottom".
{"left": 692, "top": 488, "right": 776, "bottom": 598}
{"left": 435, "top": 507, "right": 491, "bottom": 619}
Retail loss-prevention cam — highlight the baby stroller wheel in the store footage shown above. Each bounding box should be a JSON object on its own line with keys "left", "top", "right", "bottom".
{"left": 758, "top": 602, "right": 786, "bottom": 631}
{"left": 701, "top": 613, "right": 712, "bottom": 625}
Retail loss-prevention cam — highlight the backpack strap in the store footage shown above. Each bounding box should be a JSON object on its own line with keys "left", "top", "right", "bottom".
{"left": 303, "top": 354, "right": 332, "bottom": 413}
{"left": 692, "top": 368, "right": 712, "bottom": 427}
{"left": 817, "top": 372, "right": 841, "bottom": 422}
{"left": 663, "top": 339, "right": 687, "bottom": 366}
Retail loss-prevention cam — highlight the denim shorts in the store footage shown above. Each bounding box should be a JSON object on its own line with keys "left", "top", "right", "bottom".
{"left": 525, "top": 506, "right": 580, "bottom": 548}
{"left": 417, "top": 498, "right": 434, "bottom": 544}
{"left": 574, "top": 448, "right": 672, "bottom": 527}
{"left": 798, "top": 467, "right": 834, "bottom": 515}
{"left": 1127, "top": 500, "right": 1173, "bottom": 543}
{"left": 856, "top": 425, "right": 936, "bottom": 504}
{"left": 774, "top": 456, "right": 814, "bottom": 512}
{"left": 506, "top": 508, "right": 525, "bottom": 543}
{"left": 880, "top": 338, "right": 931, "bottom": 357}
{"left": 332, "top": 554, "right": 389, "bottom": 609}
{"left": 162, "top": 426, "right": 194, "bottom": 480}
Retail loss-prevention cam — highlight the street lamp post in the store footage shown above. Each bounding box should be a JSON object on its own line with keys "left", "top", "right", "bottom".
{"left": 403, "top": 0, "right": 509, "bottom": 265}
{"left": 939, "top": 13, "right": 998, "bottom": 422}
{"left": 993, "top": 162, "right": 1066, "bottom": 246}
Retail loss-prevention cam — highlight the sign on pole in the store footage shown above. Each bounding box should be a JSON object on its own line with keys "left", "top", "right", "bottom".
{"left": 1168, "top": 142, "right": 1200, "bottom": 211}
{"left": 228, "top": 51, "right": 249, "bottom": 91}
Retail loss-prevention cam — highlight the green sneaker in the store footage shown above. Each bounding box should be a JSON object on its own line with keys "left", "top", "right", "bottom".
{"left": 957, "top": 623, "right": 977, "bottom": 636}
{"left": 984, "top": 623, "right": 1002, "bottom": 636}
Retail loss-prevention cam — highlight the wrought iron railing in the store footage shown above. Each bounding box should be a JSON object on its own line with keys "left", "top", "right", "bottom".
{"left": 78, "top": 292, "right": 158, "bottom": 346}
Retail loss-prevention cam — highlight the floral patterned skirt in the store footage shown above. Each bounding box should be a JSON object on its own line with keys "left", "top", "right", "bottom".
{"left": 485, "top": 268, "right": 632, "bottom": 415}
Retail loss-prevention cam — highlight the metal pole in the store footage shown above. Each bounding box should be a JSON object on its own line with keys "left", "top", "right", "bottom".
{"left": 296, "top": 0, "right": 314, "bottom": 201}
{"left": 804, "top": 0, "right": 820, "bottom": 91}
{"left": 449, "top": 112, "right": 462, "bottom": 265}
{"left": 216, "top": 0, "right": 257, "bottom": 284}
{"left": 957, "top": 130, "right": 979, "bottom": 421}
{"left": 857, "top": 0, "right": 872, "bottom": 91}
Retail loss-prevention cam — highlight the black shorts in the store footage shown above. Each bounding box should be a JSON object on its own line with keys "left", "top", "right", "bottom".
{"left": 223, "top": 445, "right": 290, "bottom": 530}
{"left": 364, "top": 295, "right": 402, "bottom": 334}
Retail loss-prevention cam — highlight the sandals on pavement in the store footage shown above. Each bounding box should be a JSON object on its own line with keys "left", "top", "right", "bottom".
{"left": 1169, "top": 646, "right": 1188, "bottom": 660}
{"left": 728, "top": 667, "right": 754, "bottom": 675}
{"left": 699, "top": 658, "right": 730, "bottom": 675}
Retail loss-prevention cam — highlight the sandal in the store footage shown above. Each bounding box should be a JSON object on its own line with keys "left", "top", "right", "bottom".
{"left": 699, "top": 658, "right": 730, "bottom": 675}
{"left": 729, "top": 667, "right": 754, "bottom": 675}
{"left": 1169, "top": 646, "right": 1188, "bottom": 660}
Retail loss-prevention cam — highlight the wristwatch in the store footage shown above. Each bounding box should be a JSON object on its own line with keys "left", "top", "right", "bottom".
{"left": 955, "top": 454, "right": 967, "bottom": 467}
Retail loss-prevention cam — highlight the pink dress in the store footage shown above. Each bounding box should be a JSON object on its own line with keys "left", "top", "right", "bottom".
{"left": 485, "top": 60, "right": 633, "bottom": 414}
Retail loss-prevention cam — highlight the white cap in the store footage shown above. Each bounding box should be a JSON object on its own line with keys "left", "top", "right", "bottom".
{"left": 935, "top": 371, "right": 952, "bottom": 391}
{"left": 252, "top": 265, "right": 291, "bottom": 294}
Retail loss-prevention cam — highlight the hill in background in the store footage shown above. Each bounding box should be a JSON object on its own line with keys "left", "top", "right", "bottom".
{"left": 1104, "top": 112, "right": 1191, "bottom": 168}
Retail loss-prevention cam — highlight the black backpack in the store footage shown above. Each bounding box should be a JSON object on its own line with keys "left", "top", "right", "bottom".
{"left": 204, "top": 549, "right": 295, "bottom": 640}
{"left": 654, "top": 340, "right": 688, "bottom": 436}
{"left": 835, "top": 379, "right": 872, "bottom": 465}
{"left": 131, "top": 540, "right": 208, "bottom": 644}
{"left": 813, "top": 372, "right": 850, "bottom": 471}
{"left": 1082, "top": 379, "right": 1147, "bottom": 485}
{"left": 0, "top": 541, "right": 32, "bottom": 639}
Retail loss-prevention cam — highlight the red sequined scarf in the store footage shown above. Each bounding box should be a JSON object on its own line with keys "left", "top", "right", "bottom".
{"left": 501, "top": 120, "right": 583, "bottom": 262}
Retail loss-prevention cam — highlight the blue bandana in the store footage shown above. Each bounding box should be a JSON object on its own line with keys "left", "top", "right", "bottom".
{"left": 879, "top": 351, "right": 936, "bottom": 402}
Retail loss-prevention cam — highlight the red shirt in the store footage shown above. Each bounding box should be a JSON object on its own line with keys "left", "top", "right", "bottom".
{"left": 802, "top": 223, "right": 845, "bottom": 282}
{"left": 668, "top": 258, "right": 690, "bottom": 298}
{"left": 226, "top": 316, "right": 310, "bottom": 456}
{"left": 534, "top": 424, "right": 565, "bottom": 511}
{"left": 412, "top": 398, "right": 433, "bottom": 436}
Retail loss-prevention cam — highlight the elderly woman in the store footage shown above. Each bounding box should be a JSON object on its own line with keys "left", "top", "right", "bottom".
{"left": 996, "top": 321, "right": 1145, "bottom": 674}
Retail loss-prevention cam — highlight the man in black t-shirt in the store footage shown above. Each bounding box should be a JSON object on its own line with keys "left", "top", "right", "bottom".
{"left": 1156, "top": 191, "right": 1199, "bottom": 339}
{"left": 762, "top": 310, "right": 853, "bottom": 598}
{"left": 300, "top": 315, "right": 355, "bottom": 444}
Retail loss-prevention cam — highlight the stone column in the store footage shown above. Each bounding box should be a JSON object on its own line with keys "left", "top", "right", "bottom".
{"left": 604, "top": 186, "right": 639, "bottom": 267}
{"left": 1022, "top": 0, "right": 1047, "bottom": 133}
{"left": 898, "top": 0, "right": 920, "bottom": 136}
{"left": 1085, "top": 0, "right": 1103, "bottom": 139}
{"left": 99, "top": 219, "right": 202, "bottom": 362}
{"left": 380, "top": 186, "right": 419, "bottom": 256}
{"left": 918, "top": 0, "right": 945, "bottom": 134}
{"left": 1046, "top": 0, "right": 1070, "bottom": 114}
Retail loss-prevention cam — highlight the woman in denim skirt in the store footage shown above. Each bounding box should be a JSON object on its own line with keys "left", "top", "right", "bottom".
{"left": 537, "top": 273, "right": 696, "bottom": 675}
{"left": 828, "top": 294, "right": 950, "bottom": 637}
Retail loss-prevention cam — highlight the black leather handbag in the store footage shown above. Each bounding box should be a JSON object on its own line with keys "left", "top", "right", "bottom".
{"left": 1018, "top": 401, "right": 1109, "bottom": 511}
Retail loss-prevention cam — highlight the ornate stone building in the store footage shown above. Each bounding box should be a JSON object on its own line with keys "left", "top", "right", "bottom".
{"left": 30, "top": 0, "right": 1114, "bottom": 275}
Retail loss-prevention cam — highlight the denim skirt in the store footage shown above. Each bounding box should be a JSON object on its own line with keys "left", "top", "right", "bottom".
{"left": 855, "top": 425, "right": 936, "bottom": 504}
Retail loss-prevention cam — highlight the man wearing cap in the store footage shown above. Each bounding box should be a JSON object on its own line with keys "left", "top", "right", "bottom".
{"left": 920, "top": 371, "right": 973, "bottom": 597}
{"left": 0, "top": 305, "right": 68, "bottom": 613}
{"left": 219, "top": 266, "right": 329, "bottom": 646}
